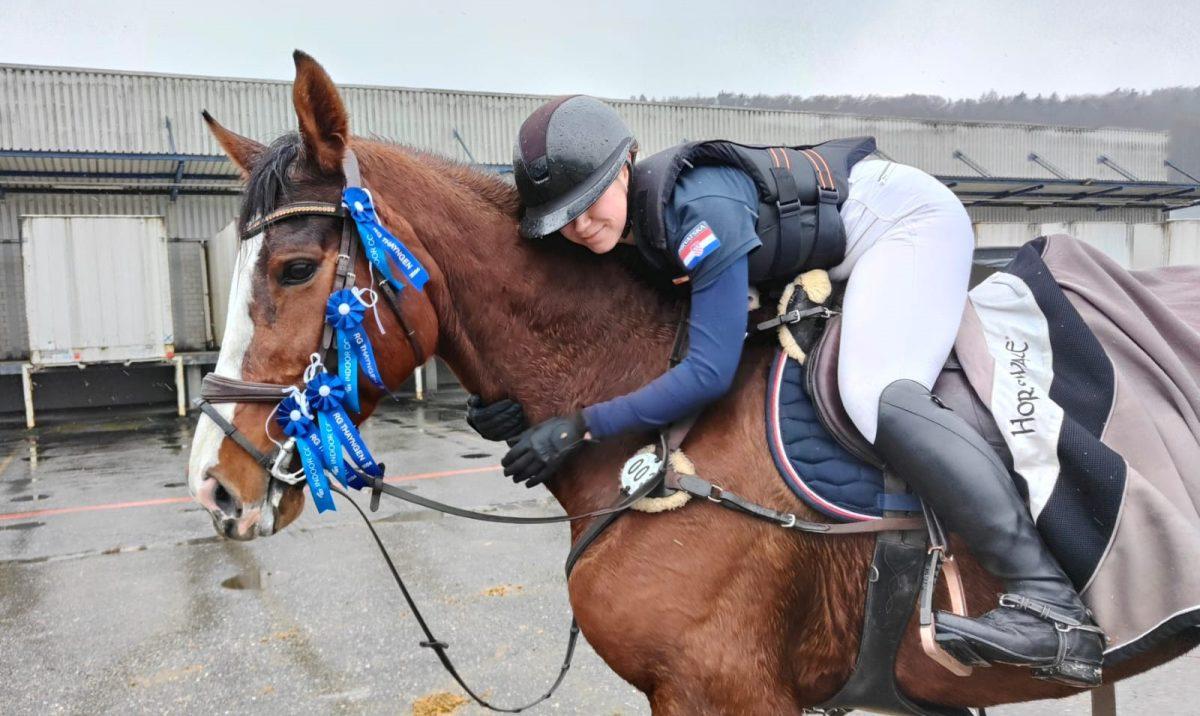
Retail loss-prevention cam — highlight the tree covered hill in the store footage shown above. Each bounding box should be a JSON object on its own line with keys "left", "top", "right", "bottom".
{"left": 644, "top": 88, "right": 1200, "bottom": 182}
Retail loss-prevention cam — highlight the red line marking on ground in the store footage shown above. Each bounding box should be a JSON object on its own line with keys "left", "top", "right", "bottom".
{"left": 0, "top": 464, "right": 501, "bottom": 522}
{"left": 1, "top": 496, "right": 194, "bottom": 522}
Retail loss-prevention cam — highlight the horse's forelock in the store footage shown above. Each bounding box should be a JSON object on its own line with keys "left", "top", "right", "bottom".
{"left": 238, "top": 132, "right": 304, "bottom": 239}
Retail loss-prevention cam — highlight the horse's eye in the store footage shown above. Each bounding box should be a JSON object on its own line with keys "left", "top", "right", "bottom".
{"left": 279, "top": 260, "right": 317, "bottom": 286}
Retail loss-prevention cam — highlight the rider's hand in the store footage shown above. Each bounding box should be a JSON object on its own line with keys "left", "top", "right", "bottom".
{"left": 465, "top": 394, "right": 528, "bottom": 442}
{"left": 501, "top": 413, "right": 590, "bottom": 487}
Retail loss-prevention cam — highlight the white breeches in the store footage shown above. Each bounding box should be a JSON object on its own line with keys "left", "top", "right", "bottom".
{"left": 830, "top": 161, "right": 975, "bottom": 444}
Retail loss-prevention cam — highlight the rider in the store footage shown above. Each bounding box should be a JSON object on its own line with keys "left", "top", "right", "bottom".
{"left": 469, "top": 95, "right": 1103, "bottom": 686}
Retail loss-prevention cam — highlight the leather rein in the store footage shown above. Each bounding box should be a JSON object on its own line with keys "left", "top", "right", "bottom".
{"left": 194, "top": 148, "right": 924, "bottom": 713}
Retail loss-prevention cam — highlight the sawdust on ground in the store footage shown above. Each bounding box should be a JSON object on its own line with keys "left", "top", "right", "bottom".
{"left": 481, "top": 583, "right": 525, "bottom": 597}
{"left": 412, "top": 691, "right": 469, "bottom": 715}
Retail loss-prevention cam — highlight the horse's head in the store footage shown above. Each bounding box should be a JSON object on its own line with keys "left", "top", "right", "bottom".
{"left": 187, "top": 51, "right": 437, "bottom": 540}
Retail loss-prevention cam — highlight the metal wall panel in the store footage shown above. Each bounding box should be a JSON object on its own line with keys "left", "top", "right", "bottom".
{"left": 0, "top": 240, "right": 25, "bottom": 359}
{"left": 1166, "top": 221, "right": 1200, "bottom": 265}
{"left": 966, "top": 206, "right": 1161, "bottom": 224}
{"left": 1, "top": 64, "right": 1171, "bottom": 180}
{"left": 1088, "top": 223, "right": 1135, "bottom": 267}
{"left": 22, "top": 215, "right": 173, "bottom": 364}
{"left": 205, "top": 220, "right": 240, "bottom": 343}
{"left": 0, "top": 193, "right": 239, "bottom": 359}
{"left": 1130, "top": 223, "right": 1168, "bottom": 269}
{"left": 0, "top": 193, "right": 240, "bottom": 242}
{"left": 1046, "top": 222, "right": 1132, "bottom": 267}
{"left": 973, "top": 222, "right": 1041, "bottom": 248}
{"left": 168, "top": 241, "right": 210, "bottom": 351}
{"left": 973, "top": 220, "right": 1186, "bottom": 269}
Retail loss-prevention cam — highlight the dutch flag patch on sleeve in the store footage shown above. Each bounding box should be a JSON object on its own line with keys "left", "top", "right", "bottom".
{"left": 678, "top": 221, "right": 721, "bottom": 271}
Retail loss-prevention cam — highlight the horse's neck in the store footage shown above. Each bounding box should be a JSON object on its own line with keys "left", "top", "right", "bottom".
{"left": 439, "top": 246, "right": 679, "bottom": 418}
{"left": 373, "top": 154, "right": 681, "bottom": 505}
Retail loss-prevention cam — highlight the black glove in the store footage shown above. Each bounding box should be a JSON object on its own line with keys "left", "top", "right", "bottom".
{"left": 501, "top": 413, "right": 590, "bottom": 488}
{"left": 465, "top": 394, "right": 528, "bottom": 442}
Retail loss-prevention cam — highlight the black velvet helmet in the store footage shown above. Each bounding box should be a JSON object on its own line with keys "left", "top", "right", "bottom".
{"left": 513, "top": 95, "right": 636, "bottom": 239}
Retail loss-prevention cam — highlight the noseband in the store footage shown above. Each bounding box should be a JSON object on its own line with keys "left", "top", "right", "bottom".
{"left": 194, "top": 149, "right": 428, "bottom": 480}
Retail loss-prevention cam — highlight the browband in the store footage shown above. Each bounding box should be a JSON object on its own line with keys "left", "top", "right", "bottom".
{"left": 240, "top": 201, "right": 344, "bottom": 240}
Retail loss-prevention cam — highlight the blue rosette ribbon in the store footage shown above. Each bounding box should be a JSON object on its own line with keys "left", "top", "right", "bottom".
{"left": 342, "top": 186, "right": 429, "bottom": 291}
{"left": 325, "top": 289, "right": 386, "bottom": 414}
{"left": 275, "top": 396, "right": 337, "bottom": 513}
{"left": 304, "top": 372, "right": 382, "bottom": 491}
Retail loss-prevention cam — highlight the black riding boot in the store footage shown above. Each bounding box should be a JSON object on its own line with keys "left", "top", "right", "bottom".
{"left": 873, "top": 379, "right": 1104, "bottom": 687}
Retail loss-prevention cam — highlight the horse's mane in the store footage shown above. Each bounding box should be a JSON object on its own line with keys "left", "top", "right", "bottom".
{"left": 396, "top": 146, "right": 521, "bottom": 217}
{"left": 238, "top": 133, "right": 520, "bottom": 239}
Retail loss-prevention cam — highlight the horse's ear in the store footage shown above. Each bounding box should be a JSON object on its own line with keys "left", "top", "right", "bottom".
{"left": 292, "top": 50, "right": 349, "bottom": 175}
{"left": 202, "top": 111, "right": 265, "bottom": 179}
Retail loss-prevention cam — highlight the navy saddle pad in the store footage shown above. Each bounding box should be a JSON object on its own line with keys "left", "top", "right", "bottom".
{"left": 765, "top": 350, "right": 919, "bottom": 522}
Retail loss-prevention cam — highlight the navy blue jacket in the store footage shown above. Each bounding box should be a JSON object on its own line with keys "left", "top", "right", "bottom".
{"left": 583, "top": 166, "right": 760, "bottom": 439}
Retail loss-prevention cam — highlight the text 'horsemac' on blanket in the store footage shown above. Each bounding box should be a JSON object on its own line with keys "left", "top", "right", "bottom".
{"left": 953, "top": 234, "right": 1200, "bottom": 664}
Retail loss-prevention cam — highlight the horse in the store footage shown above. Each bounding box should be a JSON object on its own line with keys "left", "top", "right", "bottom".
{"left": 186, "top": 51, "right": 1197, "bottom": 714}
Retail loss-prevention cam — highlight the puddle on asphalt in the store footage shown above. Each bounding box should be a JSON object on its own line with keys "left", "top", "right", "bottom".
{"left": 10, "top": 414, "right": 195, "bottom": 466}
{"left": 10, "top": 494, "right": 50, "bottom": 503}
{"left": 0, "top": 521, "right": 43, "bottom": 531}
{"left": 221, "top": 570, "right": 267, "bottom": 590}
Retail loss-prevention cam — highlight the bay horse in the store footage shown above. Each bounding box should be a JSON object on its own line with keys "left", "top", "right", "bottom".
{"left": 186, "top": 51, "right": 1195, "bottom": 713}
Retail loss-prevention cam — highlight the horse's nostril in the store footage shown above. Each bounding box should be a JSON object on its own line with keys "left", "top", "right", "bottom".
{"left": 213, "top": 481, "right": 242, "bottom": 519}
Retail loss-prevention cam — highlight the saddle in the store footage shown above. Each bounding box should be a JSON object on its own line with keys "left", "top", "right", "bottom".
{"left": 761, "top": 269, "right": 1012, "bottom": 716}
{"left": 764, "top": 277, "right": 1012, "bottom": 525}
{"left": 805, "top": 315, "right": 1012, "bottom": 473}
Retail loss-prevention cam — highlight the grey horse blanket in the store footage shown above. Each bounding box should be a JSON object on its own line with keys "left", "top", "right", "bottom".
{"left": 953, "top": 234, "right": 1200, "bottom": 664}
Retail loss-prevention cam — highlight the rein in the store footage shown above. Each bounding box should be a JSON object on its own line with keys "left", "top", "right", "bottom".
{"left": 199, "top": 148, "right": 926, "bottom": 713}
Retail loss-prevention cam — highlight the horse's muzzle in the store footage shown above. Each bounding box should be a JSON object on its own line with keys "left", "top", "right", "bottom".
{"left": 196, "top": 469, "right": 270, "bottom": 540}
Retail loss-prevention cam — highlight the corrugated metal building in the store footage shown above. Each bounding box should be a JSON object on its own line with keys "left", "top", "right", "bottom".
{"left": 2, "top": 63, "right": 1197, "bottom": 414}
{"left": 0, "top": 64, "right": 1174, "bottom": 179}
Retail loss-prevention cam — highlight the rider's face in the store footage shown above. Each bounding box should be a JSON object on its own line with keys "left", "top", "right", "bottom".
{"left": 561, "top": 163, "right": 630, "bottom": 254}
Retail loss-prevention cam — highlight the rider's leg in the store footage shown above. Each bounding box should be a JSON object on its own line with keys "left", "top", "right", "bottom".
{"left": 835, "top": 169, "right": 1104, "bottom": 687}
{"left": 835, "top": 171, "right": 970, "bottom": 445}
{"left": 874, "top": 380, "right": 1104, "bottom": 686}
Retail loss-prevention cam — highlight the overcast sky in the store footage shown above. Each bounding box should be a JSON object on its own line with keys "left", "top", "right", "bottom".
{"left": 3, "top": 1, "right": 1197, "bottom": 100}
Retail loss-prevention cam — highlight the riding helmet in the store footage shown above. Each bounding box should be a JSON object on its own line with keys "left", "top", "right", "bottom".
{"left": 513, "top": 95, "right": 636, "bottom": 239}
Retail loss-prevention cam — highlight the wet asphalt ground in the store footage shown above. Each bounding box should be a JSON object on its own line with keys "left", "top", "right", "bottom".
{"left": 0, "top": 391, "right": 1195, "bottom": 715}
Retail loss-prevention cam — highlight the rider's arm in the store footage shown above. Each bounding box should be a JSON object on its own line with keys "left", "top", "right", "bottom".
{"left": 581, "top": 167, "right": 761, "bottom": 440}
{"left": 582, "top": 253, "right": 749, "bottom": 439}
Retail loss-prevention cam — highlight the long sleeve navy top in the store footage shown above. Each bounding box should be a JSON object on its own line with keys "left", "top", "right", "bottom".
{"left": 583, "top": 166, "right": 762, "bottom": 439}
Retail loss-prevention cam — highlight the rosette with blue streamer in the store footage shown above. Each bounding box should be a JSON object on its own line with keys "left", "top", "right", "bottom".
{"left": 343, "top": 187, "right": 429, "bottom": 291}
{"left": 325, "top": 289, "right": 386, "bottom": 414}
{"left": 275, "top": 396, "right": 337, "bottom": 513}
{"left": 305, "top": 372, "right": 349, "bottom": 488}
{"left": 304, "top": 372, "right": 382, "bottom": 490}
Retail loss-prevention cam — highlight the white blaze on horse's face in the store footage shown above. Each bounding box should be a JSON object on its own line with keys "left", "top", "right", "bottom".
{"left": 187, "top": 235, "right": 264, "bottom": 501}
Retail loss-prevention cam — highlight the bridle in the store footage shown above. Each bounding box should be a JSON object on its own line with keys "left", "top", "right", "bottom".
{"left": 192, "top": 146, "right": 928, "bottom": 713}
{"left": 191, "top": 147, "right": 608, "bottom": 712}
{"left": 195, "top": 149, "right": 429, "bottom": 485}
